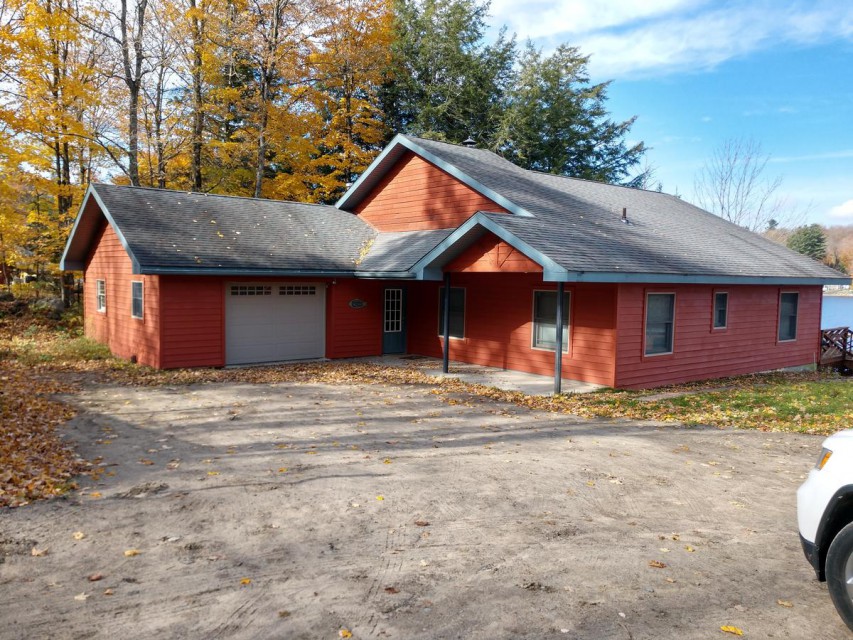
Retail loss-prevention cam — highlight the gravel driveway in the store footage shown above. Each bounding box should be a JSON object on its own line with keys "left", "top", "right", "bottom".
{"left": 1, "top": 378, "right": 849, "bottom": 639}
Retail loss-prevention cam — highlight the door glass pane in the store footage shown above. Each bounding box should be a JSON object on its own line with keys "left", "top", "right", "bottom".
{"left": 385, "top": 289, "right": 402, "bottom": 333}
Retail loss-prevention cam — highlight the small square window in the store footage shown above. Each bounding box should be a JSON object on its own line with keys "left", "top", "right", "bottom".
{"left": 778, "top": 292, "right": 798, "bottom": 341}
{"left": 96, "top": 280, "right": 106, "bottom": 313}
{"left": 131, "top": 281, "right": 143, "bottom": 319}
{"left": 713, "top": 292, "right": 728, "bottom": 329}
{"left": 532, "top": 290, "right": 570, "bottom": 352}
{"left": 438, "top": 287, "right": 465, "bottom": 339}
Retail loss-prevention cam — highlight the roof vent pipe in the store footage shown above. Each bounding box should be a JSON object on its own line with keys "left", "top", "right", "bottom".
{"left": 462, "top": 137, "right": 476, "bottom": 148}
{"left": 621, "top": 207, "right": 629, "bottom": 224}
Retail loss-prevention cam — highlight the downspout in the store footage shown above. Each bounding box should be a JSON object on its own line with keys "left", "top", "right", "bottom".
{"left": 442, "top": 272, "right": 451, "bottom": 374}
{"left": 554, "top": 282, "right": 564, "bottom": 395}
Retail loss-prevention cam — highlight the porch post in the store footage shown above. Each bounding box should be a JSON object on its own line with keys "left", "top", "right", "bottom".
{"left": 442, "top": 272, "right": 451, "bottom": 374}
{"left": 554, "top": 281, "right": 564, "bottom": 395}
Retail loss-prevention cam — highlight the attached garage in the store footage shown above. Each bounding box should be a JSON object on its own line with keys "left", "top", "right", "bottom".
{"left": 225, "top": 282, "right": 326, "bottom": 365}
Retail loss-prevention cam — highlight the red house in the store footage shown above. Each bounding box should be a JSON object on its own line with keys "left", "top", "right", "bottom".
{"left": 60, "top": 135, "right": 848, "bottom": 389}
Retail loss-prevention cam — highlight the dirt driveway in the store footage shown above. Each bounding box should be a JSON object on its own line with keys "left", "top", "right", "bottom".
{"left": 1, "top": 378, "right": 849, "bottom": 639}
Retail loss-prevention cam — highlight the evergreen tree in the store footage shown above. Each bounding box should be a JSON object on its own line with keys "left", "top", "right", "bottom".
{"left": 787, "top": 224, "right": 827, "bottom": 262}
{"left": 380, "top": 0, "right": 515, "bottom": 145}
{"left": 495, "top": 42, "right": 645, "bottom": 184}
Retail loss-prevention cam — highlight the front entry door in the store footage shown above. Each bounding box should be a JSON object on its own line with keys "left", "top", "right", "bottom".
{"left": 382, "top": 287, "right": 406, "bottom": 354}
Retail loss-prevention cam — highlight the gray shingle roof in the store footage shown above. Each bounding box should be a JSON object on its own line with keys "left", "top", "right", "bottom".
{"left": 358, "top": 229, "right": 454, "bottom": 272}
{"left": 404, "top": 136, "right": 845, "bottom": 281}
{"left": 63, "top": 184, "right": 377, "bottom": 274}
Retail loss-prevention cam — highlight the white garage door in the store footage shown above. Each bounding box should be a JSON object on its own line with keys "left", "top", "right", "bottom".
{"left": 225, "top": 283, "right": 325, "bottom": 365}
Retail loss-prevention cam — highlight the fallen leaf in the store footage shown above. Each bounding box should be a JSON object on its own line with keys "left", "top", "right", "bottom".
{"left": 665, "top": 578, "right": 676, "bottom": 583}
{"left": 31, "top": 547, "right": 49, "bottom": 557}
{"left": 207, "top": 471, "right": 219, "bottom": 476}
{"left": 103, "top": 588, "right": 114, "bottom": 596}
{"left": 384, "top": 586, "right": 399, "bottom": 594}
{"left": 648, "top": 560, "right": 667, "bottom": 569}
{"left": 89, "top": 492, "right": 102, "bottom": 499}
{"left": 87, "top": 573, "right": 103, "bottom": 582}
{"left": 138, "top": 458, "right": 154, "bottom": 466}
{"left": 240, "top": 578, "right": 251, "bottom": 586}
{"left": 73, "top": 531, "right": 85, "bottom": 540}
{"left": 376, "top": 495, "right": 384, "bottom": 501}
{"left": 339, "top": 630, "right": 352, "bottom": 638}
{"left": 74, "top": 593, "right": 88, "bottom": 601}
{"left": 720, "top": 626, "right": 744, "bottom": 636}
{"left": 278, "top": 468, "right": 287, "bottom": 473}
{"left": 414, "top": 520, "right": 430, "bottom": 527}
{"left": 123, "top": 549, "right": 141, "bottom": 557}
{"left": 278, "top": 610, "right": 291, "bottom": 618}
{"left": 777, "top": 599, "right": 793, "bottom": 608}
{"left": 383, "top": 458, "right": 392, "bottom": 464}
{"left": 685, "top": 545, "right": 695, "bottom": 552}
{"left": 659, "top": 548, "right": 670, "bottom": 553}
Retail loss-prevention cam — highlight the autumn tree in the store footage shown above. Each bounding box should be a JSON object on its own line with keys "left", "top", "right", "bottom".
{"left": 1, "top": 0, "right": 107, "bottom": 292}
{"left": 307, "top": 0, "right": 392, "bottom": 202}
{"left": 80, "top": 0, "right": 152, "bottom": 186}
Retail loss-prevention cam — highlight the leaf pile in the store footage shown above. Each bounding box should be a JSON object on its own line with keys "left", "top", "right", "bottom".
{"left": 0, "top": 365, "right": 87, "bottom": 508}
{"left": 1, "top": 315, "right": 851, "bottom": 510}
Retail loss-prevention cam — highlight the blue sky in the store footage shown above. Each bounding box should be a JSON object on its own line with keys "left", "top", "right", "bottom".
{"left": 486, "top": 0, "right": 853, "bottom": 227}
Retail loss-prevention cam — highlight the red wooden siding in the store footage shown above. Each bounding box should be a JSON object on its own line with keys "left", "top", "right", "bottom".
{"left": 83, "top": 222, "right": 161, "bottom": 367}
{"left": 160, "top": 277, "right": 224, "bottom": 368}
{"left": 355, "top": 152, "right": 508, "bottom": 231}
{"left": 325, "top": 279, "right": 383, "bottom": 358}
{"left": 445, "top": 233, "right": 543, "bottom": 273}
{"left": 406, "top": 274, "right": 617, "bottom": 386}
{"left": 614, "top": 284, "right": 822, "bottom": 389}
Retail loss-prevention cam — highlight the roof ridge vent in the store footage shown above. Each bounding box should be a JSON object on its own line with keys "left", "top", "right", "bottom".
{"left": 462, "top": 137, "right": 476, "bottom": 148}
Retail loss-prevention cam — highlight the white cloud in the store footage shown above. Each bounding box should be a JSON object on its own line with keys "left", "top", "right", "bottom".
{"left": 829, "top": 199, "right": 853, "bottom": 219}
{"left": 770, "top": 149, "right": 853, "bottom": 163}
{"left": 489, "top": 0, "right": 853, "bottom": 79}
{"left": 488, "top": 0, "right": 698, "bottom": 39}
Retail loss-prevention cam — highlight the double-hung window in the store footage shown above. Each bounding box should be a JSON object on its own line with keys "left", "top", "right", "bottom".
{"left": 778, "top": 292, "right": 798, "bottom": 341}
{"left": 131, "top": 281, "right": 144, "bottom": 319}
{"left": 713, "top": 292, "right": 728, "bottom": 329}
{"left": 96, "top": 280, "right": 106, "bottom": 312}
{"left": 438, "top": 287, "right": 465, "bottom": 339}
{"left": 532, "top": 290, "right": 570, "bottom": 352}
{"left": 645, "top": 293, "right": 675, "bottom": 356}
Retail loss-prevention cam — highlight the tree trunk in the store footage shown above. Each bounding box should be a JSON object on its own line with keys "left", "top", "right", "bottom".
{"left": 253, "top": 90, "right": 268, "bottom": 199}
{"left": 190, "top": 0, "right": 204, "bottom": 192}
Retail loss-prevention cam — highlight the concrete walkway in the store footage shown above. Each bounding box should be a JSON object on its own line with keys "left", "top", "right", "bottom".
{"left": 365, "top": 355, "right": 605, "bottom": 395}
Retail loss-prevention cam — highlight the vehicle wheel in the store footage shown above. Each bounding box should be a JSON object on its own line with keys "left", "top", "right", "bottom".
{"left": 826, "top": 521, "right": 853, "bottom": 632}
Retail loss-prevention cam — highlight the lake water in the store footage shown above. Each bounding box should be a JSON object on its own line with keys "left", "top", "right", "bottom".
{"left": 822, "top": 295, "right": 853, "bottom": 329}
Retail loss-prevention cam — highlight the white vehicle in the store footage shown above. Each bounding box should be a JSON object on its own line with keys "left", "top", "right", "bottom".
{"left": 797, "top": 429, "right": 853, "bottom": 632}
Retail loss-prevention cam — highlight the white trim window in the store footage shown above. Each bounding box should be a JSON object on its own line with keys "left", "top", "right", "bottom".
{"left": 532, "top": 290, "right": 570, "bottom": 352}
{"left": 96, "top": 279, "right": 106, "bottom": 313}
{"left": 645, "top": 293, "right": 675, "bottom": 356}
{"left": 713, "top": 291, "right": 728, "bottom": 329}
{"left": 778, "top": 291, "right": 799, "bottom": 341}
{"left": 131, "top": 281, "right": 144, "bottom": 319}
